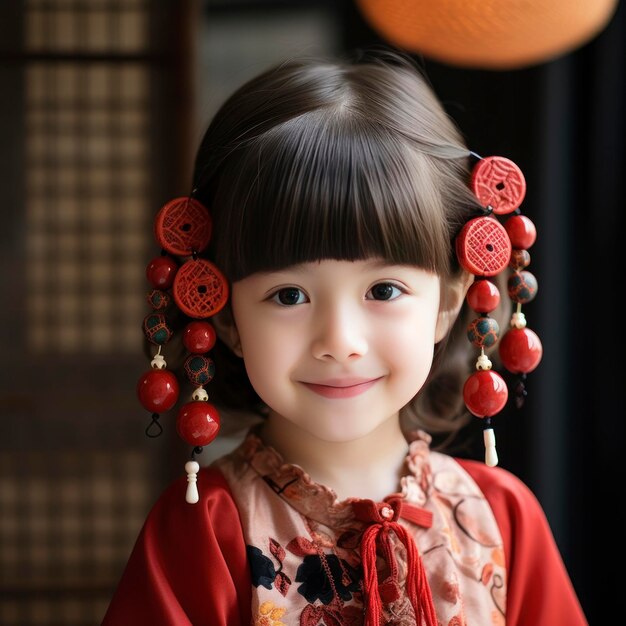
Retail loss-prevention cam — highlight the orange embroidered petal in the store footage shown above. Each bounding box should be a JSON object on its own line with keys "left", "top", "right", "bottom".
{"left": 481, "top": 562, "right": 494, "bottom": 584}
{"left": 491, "top": 609, "right": 506, "bottom": 626}
{"left": 257, "top": 601, "right": 288, "bottom": 626}
{"left": 259, "top": 601, "right": 273, "bottom": 615}
{"left": 491, "top": 546, "right": 506, "bottom": 566}
{"left": 440, "top": 579, "right": 460, "bottom": 603}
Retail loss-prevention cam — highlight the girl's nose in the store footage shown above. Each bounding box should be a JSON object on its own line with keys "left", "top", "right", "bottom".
{"left": 310, "top": 302, "right": 368, "bottom": 362}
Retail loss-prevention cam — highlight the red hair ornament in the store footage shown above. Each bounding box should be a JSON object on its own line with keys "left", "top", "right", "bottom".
{"left": 457, "top": 155, "right": 543, "bottom": 466}
{"left": 138, "top": 195, "right": 228, "bottom": 503}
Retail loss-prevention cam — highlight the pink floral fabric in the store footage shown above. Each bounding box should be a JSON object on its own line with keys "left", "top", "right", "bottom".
{"left": 213, "top": 430, "right": 506, "bottom": 626}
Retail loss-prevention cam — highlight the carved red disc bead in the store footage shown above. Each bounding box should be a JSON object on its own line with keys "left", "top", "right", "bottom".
{"left": 456, "top": 216, "right": 512, "bottom": 276}
{"left": 173, "top": 258, "right": 230, "bottom": 318}
{"left": 154, "top": 197, "right": 213, "bottom": 256}
{"left": 470, "top": 156, "right": 526, "bottom": 215}
{"left": 466, "top": 279, "right": 501, "bottom": 313}
{"left": 183, "top": 321, "right": 217, "bottom": 354}
{"left": 176, "top": 401, "right": 221, "bottom": 446}
{"left": 499, "top": 327, "right": 543, "bottom": 374}
{"left": 463, "top": 370, "right": 508, "bottom": 417}
{"left": 504, "top": 215, "right": 537, "bottom": 249}
{"left": 146, "top": 255, "right": 178, "bottom": 290}
{"left": 137, "top": 369, "right": 179, "bottom": 413}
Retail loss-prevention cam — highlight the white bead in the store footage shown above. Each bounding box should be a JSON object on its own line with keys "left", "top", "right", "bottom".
{"left": 192, "top": 387, "right": 208, "bottom": 401}
{"left": 185, "top": 461, "right": 200, "bottom": 504}
{"left": 510, "top": 312, "right": 527, "bottom": 329}
{"left": 151, "top": 354, "right": 167, "bottom": 370}
{"left": 483, "top": 428, "right": 499, "bottom": 467}
{"left": 476, "top": 354, "right": 493, "bottom": 371}
{"left": 185, "top": 461, "right": 200, "bottom": 474}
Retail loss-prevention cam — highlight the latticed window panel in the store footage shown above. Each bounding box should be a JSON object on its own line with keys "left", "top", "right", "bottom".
{"left": 0, "top": 450, "right": 154, "bottom": 626}
{"left": 1, "top": 2, "right": 170, "bottom": 625}
{"left": 25, "top": 0, "right": 148, "bottom": 53}
{"left": 23, "top": 1, "right": 152, "bottom": 355}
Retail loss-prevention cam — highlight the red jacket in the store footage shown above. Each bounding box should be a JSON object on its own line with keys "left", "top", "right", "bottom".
{"left": 102, "top": 460, "right": 587, "bottom": 625}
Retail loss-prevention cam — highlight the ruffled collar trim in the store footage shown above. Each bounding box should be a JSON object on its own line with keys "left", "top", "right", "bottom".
{"left": 233, "top": 428, "right": 434, "bottom": 529}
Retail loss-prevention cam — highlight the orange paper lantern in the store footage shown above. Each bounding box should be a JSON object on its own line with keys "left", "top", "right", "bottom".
{"left": 355, "top": 0, "right": 619, "bottom": 69}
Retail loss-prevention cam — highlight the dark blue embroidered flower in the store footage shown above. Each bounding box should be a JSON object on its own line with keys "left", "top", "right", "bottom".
{"left": 295, "top": 554, "right": 360, "bottom": 604}
{"left": 247, "top": 545, "right": 276, "bottom": 589}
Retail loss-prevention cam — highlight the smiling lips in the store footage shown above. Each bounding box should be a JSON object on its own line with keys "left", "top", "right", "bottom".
{"left": 301, "top": 377, "right": 383, "bottom": 399}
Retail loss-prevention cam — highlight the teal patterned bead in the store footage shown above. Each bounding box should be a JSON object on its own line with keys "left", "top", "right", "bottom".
{"left": 509, "top": 249, "right": 531, "bottom": 270}
{"left": 508, "top": 270, "right": 538, "bottom": 303}
{"left": 184, "top": 355, "right": 216, "bottom": 386}
{"left": 467, "top": 316, "right": 500, "bottom": 348}
{"left": 147, "top": 289, "right": 171, "bottom": 310}
{"left": 143, "top": 313, "right": 173, "bottom": 345}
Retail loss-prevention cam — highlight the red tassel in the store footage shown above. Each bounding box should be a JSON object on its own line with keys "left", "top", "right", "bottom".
{"left": 393, "top": 523, "right": 437, "bottom": 626}
{"left": 361, "top": 525, "right": 384, "bottom": 626}
{"left": 355, "top": 498, "right": 437, "bottom": 626}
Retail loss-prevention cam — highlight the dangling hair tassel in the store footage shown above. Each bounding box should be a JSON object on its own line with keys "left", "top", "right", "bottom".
{"left": 138, "top": 196, "right": 228, "bottom": 501}
{"left": 483, "top": 420, "right": 498, "bottom": 467}
{"left": 184, "top": 446, "right": 204, "bottom": 504}
{"left": 185, "top": 460, "right": 200, "bottom": 504}
{"left": 457, "top": 155, "right": 543, "bottom": 466}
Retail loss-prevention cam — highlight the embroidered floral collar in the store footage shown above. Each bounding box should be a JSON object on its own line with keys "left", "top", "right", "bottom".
{"left": 233, "top": 429, "right": 435, "bottom": 529}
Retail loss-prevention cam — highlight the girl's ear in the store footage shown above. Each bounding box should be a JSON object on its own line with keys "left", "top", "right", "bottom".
{"left": 435, "top": 271, "right": 474, "bottom": 343}
{"left": 211, "top": 305, "right": 243, "bottom": 358}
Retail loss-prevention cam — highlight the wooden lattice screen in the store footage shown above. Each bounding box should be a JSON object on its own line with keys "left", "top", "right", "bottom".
{"left": 0, "top": 1, "right": 193, "bottom": 624}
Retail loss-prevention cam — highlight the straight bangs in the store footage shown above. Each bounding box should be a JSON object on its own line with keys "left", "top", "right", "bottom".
{"left": 210, "top": 110, "right": 456, "bottom": 283}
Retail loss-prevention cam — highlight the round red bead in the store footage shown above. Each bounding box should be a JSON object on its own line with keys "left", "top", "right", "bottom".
{"left": 176, "top": 401, "right": 221, "bottom": 446}
{"left": 146, "top": 256, "right": 178, "bottom": 290}
{"left": 466, "top": 279, "right": 501, "bottom": 313}
{"left": 183, "top": 321, "right": 217, "bottom": 354}
{"left": 499, "top": 327, "right": 543, "bottom": 374}
{"left": 137, "top": 369, "right": 179, "bottom": 413}
{"left": 463, "top": 370, "right": 508, "bottom": 417}
{"left": 504, "top": 215, "right": 537, "bottom": 249}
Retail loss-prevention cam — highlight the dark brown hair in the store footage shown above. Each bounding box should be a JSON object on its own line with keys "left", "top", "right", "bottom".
{"left": 172, "top": 49, "right": 509, "bottom": 442}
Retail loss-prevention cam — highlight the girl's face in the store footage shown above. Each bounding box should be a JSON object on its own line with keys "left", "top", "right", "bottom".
{"left": 228, "top": 258, "right": 449, "bottom": 444}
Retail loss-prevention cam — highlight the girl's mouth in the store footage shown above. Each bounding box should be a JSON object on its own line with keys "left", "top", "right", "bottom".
{"left": 300, "top": 377, "right": 382, "bottom": 399}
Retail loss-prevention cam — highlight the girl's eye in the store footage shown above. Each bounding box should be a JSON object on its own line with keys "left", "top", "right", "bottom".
{"left": 271, "top": 287, "right": 308, "bottom": 306}
{"left": 367, "top": 282, "right": 404, "bottom": 301}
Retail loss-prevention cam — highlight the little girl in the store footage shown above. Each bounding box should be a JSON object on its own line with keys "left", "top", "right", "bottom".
{"left": 103, "top": 50, "right": 587, "bottom": 625}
